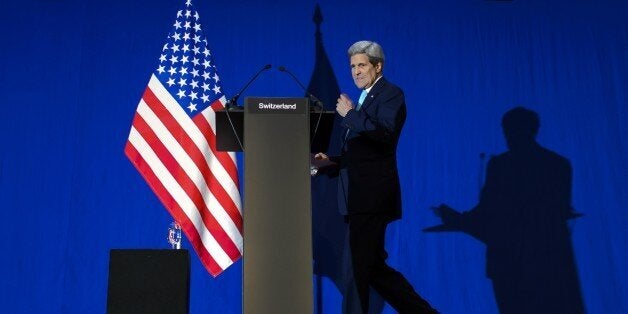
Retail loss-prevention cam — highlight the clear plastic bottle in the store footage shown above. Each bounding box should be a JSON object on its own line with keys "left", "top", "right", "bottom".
{"left": 167, "top": 221, "right": 182, "bottom": 249}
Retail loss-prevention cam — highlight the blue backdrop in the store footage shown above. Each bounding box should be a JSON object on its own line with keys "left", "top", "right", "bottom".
{"left": 1, "top": 0, "right": 627, "bottom": 313}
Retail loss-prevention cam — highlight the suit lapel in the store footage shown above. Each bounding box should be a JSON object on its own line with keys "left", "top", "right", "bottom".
{"left": 359, "top": 77, "right": 386, "bottom": 112}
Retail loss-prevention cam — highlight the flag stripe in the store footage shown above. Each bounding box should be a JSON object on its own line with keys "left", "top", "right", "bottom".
{"left": 126, "top": 128, "right": 234, "bottom": 270}
{"left": 193, "top": 112, "right": 243, "bottom": 226}
{"left": 142, "top": 86, "right": 243, "bottom": 232}
{"left": 148, "top": 75, "right": 241, "bottom": 211}
{"left": 125, "top": 142, "right": 225, "bottom": 276}
{"left": 131, "top": 111, "right": 242, "bottom": 259}
{"left": 194, "top": 105, "right": 240, "bottom": 185}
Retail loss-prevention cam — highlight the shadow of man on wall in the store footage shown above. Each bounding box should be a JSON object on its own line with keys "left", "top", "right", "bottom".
{"left": 430, "top": 107, "right": 585, "bottom": 314}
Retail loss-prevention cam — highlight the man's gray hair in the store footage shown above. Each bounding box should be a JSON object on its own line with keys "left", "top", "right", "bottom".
{"left": 348, "top": 40, "right": 385, "bottom": 67}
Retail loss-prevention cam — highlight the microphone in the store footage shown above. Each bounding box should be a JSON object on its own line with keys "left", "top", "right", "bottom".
{"left": 277, "top": 66, "right": 323, "bottom": 110}
{"left": 226, "top": 64, "right": 272, "bottom": 109}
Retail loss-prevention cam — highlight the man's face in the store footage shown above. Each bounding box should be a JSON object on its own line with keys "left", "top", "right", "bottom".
{"left": 350, "top": 53, "right": 382, "bottom": 90}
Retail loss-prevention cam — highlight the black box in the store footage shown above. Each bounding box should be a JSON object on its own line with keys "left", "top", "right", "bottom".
{"left": 107, "top": 249, "right": 190, "bottom": 314}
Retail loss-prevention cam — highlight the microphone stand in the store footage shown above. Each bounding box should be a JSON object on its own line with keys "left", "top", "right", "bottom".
{"left": 225, "top": 64, "right": 272, "bottom": 110}
{"left": 223, "top": 64, "right": 272, "bottom": 151}
{"left": 277, "top": 65, "right": 326, "bottom": 149}
{"left": 277, "top": 66, "right": 324, "bottom": 111}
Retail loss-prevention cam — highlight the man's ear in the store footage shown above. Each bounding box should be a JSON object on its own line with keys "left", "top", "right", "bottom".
{"left": 376, "top": 62, "right": 383, "bottom": 74}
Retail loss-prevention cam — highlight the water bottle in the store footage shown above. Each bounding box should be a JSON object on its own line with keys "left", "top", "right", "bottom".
{"left": 168, "top": 221, "right": 182, "bottom": 249}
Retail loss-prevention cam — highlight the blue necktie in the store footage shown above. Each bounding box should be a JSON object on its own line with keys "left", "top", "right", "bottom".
{"left": 345, "top": 90, "right": 368, "bottom": 140}
{"left": 356, "top": 89, "right": 368, "bottom": 111}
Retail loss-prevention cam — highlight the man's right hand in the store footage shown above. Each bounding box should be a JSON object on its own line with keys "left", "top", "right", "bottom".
{"left": 336, "top": 94, "right": 355, "bottom": 117}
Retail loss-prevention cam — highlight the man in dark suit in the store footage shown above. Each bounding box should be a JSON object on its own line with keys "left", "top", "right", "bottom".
{"left": 313, "top": 40, "right": 438, "bottom": 314}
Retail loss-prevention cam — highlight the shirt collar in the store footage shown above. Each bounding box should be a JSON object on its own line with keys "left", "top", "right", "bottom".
{"left": 364, "top": 75, "right": 383, "bottom": 94}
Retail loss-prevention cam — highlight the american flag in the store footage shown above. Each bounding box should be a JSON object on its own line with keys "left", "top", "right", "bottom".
{"left": 125, "top": 0, "right": 242, "bottom": 276}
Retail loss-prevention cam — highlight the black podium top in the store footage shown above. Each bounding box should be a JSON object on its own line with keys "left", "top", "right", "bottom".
{"left": 215, "top": 108, "right": 336, "bottom": 153}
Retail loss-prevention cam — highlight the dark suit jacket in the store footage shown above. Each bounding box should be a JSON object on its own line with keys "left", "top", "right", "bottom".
{"left": 331, "top": 77, "right": 406, "bottom": 219}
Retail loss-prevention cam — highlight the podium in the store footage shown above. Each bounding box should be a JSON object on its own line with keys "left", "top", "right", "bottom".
{"left": 216, "top": 97, "right": 333, "bottom": 314}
